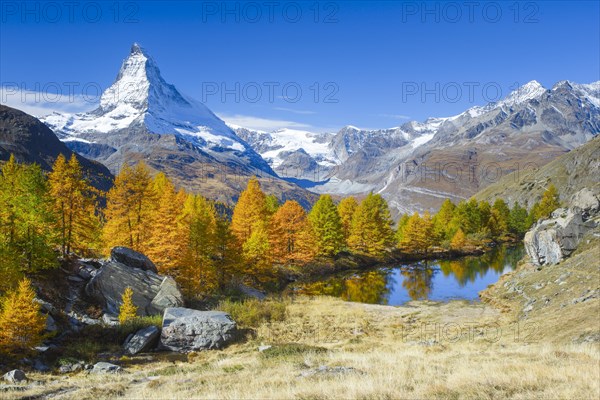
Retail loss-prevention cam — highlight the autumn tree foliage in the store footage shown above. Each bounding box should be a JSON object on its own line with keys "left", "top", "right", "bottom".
{"left": 337, "top": 196, "right": 358, "bottom": 243}
{"left": 538, "top": 184, "right": 561, "bottom": 219}
{"left": 231, "top": 178, "right": 270, "bottom": 245}
{"left": 177, "top": 194, "right": 220, "bottom": 297}
{"left": 145, "top": 173, "right": 186, "bottom": 274}
{"left": 399, "top": 212, "right": 434, "bottom": 254}
{"left": 308, "top": 194, "right": 345, "bottom": 256}
{"left": 103, "top": 163, "right": 155, "bottom": 253}
{"left": 265, "top": 194, "right": 280, "bottom": 215}
{"left": 450, "top": 228, "right": 467, "bottom": 250}
{"left": 230, "top": 178, "right": 275, "bottom": 281}
{"left": 242, "top": 222, "right": 273, "bottom": 279}
{"left": 48, "top": 154, "right": 101, "bottom": 256}
{"left": 269, "top": 200, "right": 315, "bottom": 265}
{"left": 395, "top": 213, "right": 410, "bottom": 243}
{"left": 118, "top": 287, "right": 138, "bottom": 324}
{"left": 0, "top": 155, "right": 57, "bottom": 291}
{"left": 432, "top": 199, "right": 456, "bottom": 242}
{"left": 348, "top": 193, "right": 394, "bottom": 256}
{"left": 0, "top": 278, "right": 46, "bottom": 356}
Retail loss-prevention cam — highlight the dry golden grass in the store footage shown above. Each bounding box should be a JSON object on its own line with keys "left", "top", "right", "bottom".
{"left": 4, "top": 237, "right": 599, "bottom": 399}
{"left": 5, "top": 293, "right": 599, "bottom": 400}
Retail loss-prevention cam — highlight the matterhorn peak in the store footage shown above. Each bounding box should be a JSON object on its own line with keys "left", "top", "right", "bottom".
{"left": 130, "top": 42, "right": 145, "bottom": 55}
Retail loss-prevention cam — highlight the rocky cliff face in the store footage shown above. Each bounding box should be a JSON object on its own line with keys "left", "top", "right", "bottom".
{"left": 0, "top": 105, "right": 113, "bottom": 191}
{"left": 524, "top": 188, "right": 599, "bottom": 266}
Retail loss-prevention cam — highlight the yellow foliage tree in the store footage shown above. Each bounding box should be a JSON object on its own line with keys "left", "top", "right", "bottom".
{"left": 177, "top": 194, "right": 220, "bottom": 298}
{"left": 49, "top": 154, "right": 102, "bottom": 256}
{"left": 399, "top": 212, "right": 434, "bottom": 254}
{"left": 118, "top": 287, "right": 137, "bottom": 324}
{"left": 269, "top": 200, "right": 316, "bottom": 265}
{"left": 337, "top": 196, "right": 358, "bottom": 243}
{"left": 450, "top": 228, "right": 467, "bottom": 250}
{"left": 0, "top": 278, "right": 46, "bottom": 356}
{"left": 145, "top": 173, "right": 186, "bottom": 274}
{"left": 242, "top": 222, "right": 273, "bottom": 281}
{"left": 103, "top": 163, "right": 156, "bottom": 254}
{"left": 348, "top": 193, "right": 394, "bottom": 256}
{"left": 538, "top": 184, "right": 561, "bottom": 219}
{"left": 231, "top": 177, "right": 269, "bottom": 245}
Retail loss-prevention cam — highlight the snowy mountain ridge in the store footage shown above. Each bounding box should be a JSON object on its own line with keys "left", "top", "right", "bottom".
{"left": 43, "top": 43, "right": 253, "bottom": 159}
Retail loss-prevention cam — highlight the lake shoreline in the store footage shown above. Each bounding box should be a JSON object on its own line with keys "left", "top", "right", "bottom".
{"left": 282, "top": 242, "right": 525, "bottom": 305}
{"left": 282, "top": 236, "right": 521, "bottom": 285}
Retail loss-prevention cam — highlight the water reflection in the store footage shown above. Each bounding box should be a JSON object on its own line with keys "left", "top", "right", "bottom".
{"left": 294, "top": 244, "right": 525, "bottom": 305}
{"left": 300, "top": 271, "right": 390, "bottom": 304}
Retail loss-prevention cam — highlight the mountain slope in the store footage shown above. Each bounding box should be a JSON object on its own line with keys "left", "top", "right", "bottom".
{"left": 233, "top": 80, "right": 598, "bottom": 215}
{"left": 473, "top": 135, "right": 600, "bottom": 206}
{"left": 0, "top": 105, "right": 113, "bottom": 191}
{"left": 310, "top": 80, "right": 599, "bottom": 215}
{"left": 41, "top": 44, "right": 315, "bottom": 207}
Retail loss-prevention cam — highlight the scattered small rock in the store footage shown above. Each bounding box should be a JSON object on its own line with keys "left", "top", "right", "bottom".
{"left": 91, "top": 362, "right": 122, "bottom": 374}
{"left": 59, "top": 361, "right": 85, "bottom": 373}
{"left": 258, "top": 345, "right": 272, "bottom": 352}
{"left": 2, "top": 370, "right": 26, "bottom": 383}
{"left": 572, "top": 289, "right": 599, "bottom": 304}
{"left": 298, "top": 365, "right": 363, "bottom": 378}
{"left": 102, "top": 313, "right": 120, "bottom": 326}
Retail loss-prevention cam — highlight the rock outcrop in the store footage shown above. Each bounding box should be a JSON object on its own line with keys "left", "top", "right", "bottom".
{"left": 110, "top": 247, "right": 157, "bottom": 273}
{"left": 123, "top": 326, "right": 160, "bottom": 355}
{"left": 525, "top": 188, "right": 599, "bottom": 266}
{"left": 159, "top": 308, "right": 236, "bottom": 352}
{"left": 85, "top": 248, "right": 183, "bottom": 316}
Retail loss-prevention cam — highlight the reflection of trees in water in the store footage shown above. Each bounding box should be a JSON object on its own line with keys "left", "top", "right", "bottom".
{"left": 343, "top": 271, "right": 389, "bottom": 304}
{"left": 401, "top": 265, "right": 435, "bottom": 300}
{"left": 298, "top": 245, "right": 524, "bottom": 303}
{"left": 298, "top": 270, "right": 389, "bottom": 304}
{"left": 438, "top": 245, "right": 524, "bottom": 286}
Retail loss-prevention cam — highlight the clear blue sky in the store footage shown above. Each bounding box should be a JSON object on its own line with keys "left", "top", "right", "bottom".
{"left": 1, "top": 1, "right": 599, "bottom": 132}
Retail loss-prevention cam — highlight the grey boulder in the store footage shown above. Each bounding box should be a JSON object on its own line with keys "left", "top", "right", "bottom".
{"left": 111, "top": 247, "right": 157, "bottom": 273}
{"left": 159, "top": 308, "right": 236, "bottom": 352}
{"left": 85, "top": 261, "right": 183, "bottom": 316}
{"left": 124, "top": 326, "right": 160, "bottom": 355}
{"left": 3, "top": 369, "right": 26, "bottom": 383}
{"left": 91, "top": 362, "right": 122, "bottom": 374}
{"left": 525, "top": 188, "right": 599, "bottom": 266}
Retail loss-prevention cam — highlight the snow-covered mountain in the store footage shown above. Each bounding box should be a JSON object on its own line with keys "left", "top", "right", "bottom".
{"left": 233, "top": 79, "right": 599, "bottom": 215}
{"left": 232, "top": 121, "right": 438, "bottom": 182}
{"left": 41, "top": 44, "right": 316, "bottom": 206}
{"left": 43, "top": 43, "right": 271, "bottom": 174}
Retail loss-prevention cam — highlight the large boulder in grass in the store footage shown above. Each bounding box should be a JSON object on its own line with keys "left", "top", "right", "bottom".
{"left": 85, "top": 249, "right": 183, "bottom": 316}
{"left": 524, "top": 188, "right": 599, "bottom": 266}
{"left": 110, "top": 247, "right": 157, "bottom": 273}
{"left": 159, "top": 308, "right": 236, "bottom": 352}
